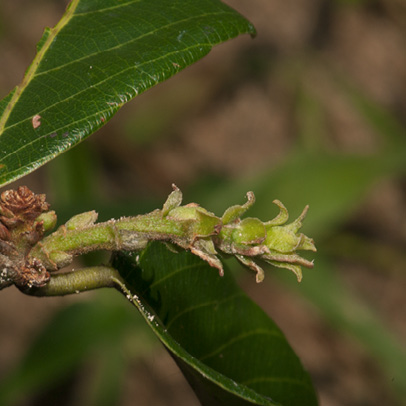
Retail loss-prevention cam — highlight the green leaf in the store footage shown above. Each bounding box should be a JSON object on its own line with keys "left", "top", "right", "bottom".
{"left": 0, "top": 0, "right": 255, "bottom": 187}
{"left": 112, "top": 242, "right": 318, "bottom": 406}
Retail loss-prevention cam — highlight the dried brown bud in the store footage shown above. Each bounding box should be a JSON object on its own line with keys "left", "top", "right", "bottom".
{"left": 0, "top": 223, "right": 10, "bottom": 241}
{"left": 14, "top": 258, "right": 50, "bottom": 289}
{"left": 0, "top": 188, "right": 54, "bottom": 291}
{"left": 0, "top": 186, "right": 49, "bottom": 222}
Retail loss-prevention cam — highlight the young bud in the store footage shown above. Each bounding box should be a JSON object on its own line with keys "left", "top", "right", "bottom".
{"left": 162, "top": 184, "right": 183, "bottom": 216}
{"left": 48, "top": 251, "right": 73, "bottom": 269}
{"left": 221, "top": 191, "right": 255, "bottom": 225}
{"left": 167, "top": 205, "right": 221, "bottom": 239}
{"left": 35, "top": 211, "right": 57, "bottom": 232}
{"left": 65, "top": 211, "right": 98, "bottom": 230}
{"left": 232, "top": 218, "right": 266, "bottom": 245}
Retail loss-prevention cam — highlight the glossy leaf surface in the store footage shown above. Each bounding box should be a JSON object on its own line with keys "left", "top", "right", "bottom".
{"left": 0, "top": 0, "right": 255, "bottom": 186}
{"left": 112, "top": 242, "right": 318, "bottom": 406}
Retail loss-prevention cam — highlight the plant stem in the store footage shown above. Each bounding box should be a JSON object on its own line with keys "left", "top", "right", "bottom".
{"left": 29, "top": 211, "right": 185, "bottom": 271}
{"left": 21, "top": 266, "right": 123, "bottom": 296}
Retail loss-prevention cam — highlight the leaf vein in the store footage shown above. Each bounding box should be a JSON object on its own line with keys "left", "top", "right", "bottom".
{"left": 74, "top": 0, "right": 138, "bottom": 16}
{"left": 34, "top": 10, "right": 232, "bottom": 78}
{"left": 146, "top": 262, "right": 207, "bottom": 292}
{"left": 165, "top": 292, "right": 245, "bottom": 330}
{"left": 200, "top": 329, "right": 283, "bottom": 361}
{"left": 2, "top": 43, "right": 209, "bottom": 135}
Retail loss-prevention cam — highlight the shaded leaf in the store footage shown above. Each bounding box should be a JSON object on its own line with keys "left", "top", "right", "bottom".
{"left": 0, "top": 0, "right": 255, "bottom": 186}
{"left": 112, "top": 242, "right": 318, "bottom": 406}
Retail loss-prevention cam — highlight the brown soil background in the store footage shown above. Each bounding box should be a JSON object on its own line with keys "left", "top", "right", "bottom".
{"left": 0, "top": 0, "right": 405, "bottom": 405}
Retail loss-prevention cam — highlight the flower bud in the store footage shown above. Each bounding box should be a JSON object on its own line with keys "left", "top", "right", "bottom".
{"left": 232, "top": 217, "right": 266, "bottom": 245}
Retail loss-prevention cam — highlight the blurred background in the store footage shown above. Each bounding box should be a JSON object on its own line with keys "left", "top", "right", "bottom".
{"left": 0, "top": 0, "right": 405, "bottom": 405}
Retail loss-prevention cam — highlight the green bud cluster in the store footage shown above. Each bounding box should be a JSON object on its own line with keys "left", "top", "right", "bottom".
{"left": 161, "top": 186, "right": 316, "bottom": 282}
{"left": 1, "top": 185, "right": 316, "bottom": 293}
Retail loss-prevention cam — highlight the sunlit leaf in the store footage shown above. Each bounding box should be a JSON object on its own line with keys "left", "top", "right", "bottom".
{"left": 0, "top": 0, "right": 255, "bottom": 187}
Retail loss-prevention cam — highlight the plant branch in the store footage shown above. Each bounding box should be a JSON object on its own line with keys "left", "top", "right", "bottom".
{"left": 0, "top": 185, "right": 316, "bottom": 294}
{"left": 29, "top": 210, "right": 185, "bottom": 271}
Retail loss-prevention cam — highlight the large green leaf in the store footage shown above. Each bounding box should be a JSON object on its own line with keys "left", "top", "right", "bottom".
{"left": 112, "top": 242, "right": 318, "bottom": 406}
{"left": 0, "top": 0, "right": 255, "bottom": 187}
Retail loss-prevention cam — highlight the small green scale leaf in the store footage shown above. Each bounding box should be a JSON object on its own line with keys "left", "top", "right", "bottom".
{"left": 0, "top": 0, "right": 255, "bottom": 187}
{"left": 112, "top": 242, "right": 318, "bottom": 406}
